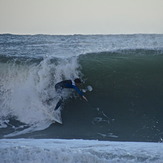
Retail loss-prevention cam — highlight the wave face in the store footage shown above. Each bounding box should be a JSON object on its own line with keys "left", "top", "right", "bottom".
{"left": 0, "top": 34, "right": 163, "bottom": 142}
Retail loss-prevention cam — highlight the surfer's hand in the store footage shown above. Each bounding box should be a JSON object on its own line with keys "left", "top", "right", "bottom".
{"left": 82, "top": 96, "right": 88, "bottom": 102}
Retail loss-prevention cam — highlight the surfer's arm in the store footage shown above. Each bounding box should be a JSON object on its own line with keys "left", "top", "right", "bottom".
{"left": 72, "top": 85, "right": 88, "bottom": 102}
{"left": 66, "top": 84, "right": 88, "bottom": 102}
{"left": 72, "top": 85, "right": 84, "bottom": 96}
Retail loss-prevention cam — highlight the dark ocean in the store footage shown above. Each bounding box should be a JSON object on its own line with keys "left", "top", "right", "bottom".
{"left": 0, "top": 34, "right": 163, "bottom": 142}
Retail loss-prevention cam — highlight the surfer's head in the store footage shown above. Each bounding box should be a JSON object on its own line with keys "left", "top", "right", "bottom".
{"left": 74, "top": 78, "right": 82, "bottom": 86}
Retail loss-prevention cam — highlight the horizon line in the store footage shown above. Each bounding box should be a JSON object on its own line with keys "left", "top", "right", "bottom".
{"left": 0, "top": 32, "right": 163, "bottom": 36}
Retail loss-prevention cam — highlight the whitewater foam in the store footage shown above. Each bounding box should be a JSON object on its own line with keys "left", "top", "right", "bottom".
{"left": 0, "top": 139, "right": 163, "bottom": 163}
{"left": 0, "top": 56, "right": 81, "bottom": 137}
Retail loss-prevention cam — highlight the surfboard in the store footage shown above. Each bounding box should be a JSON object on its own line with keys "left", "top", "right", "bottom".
{"left": 47, "top": 110, "right": 62, "bottom": 124}
{"left": 51, "top": 116, "right": 62, "bottom": 124}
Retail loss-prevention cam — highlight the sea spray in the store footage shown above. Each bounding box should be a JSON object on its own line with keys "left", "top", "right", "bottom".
{"left": 0, "top": 56, "right": 81, "bottom": 137}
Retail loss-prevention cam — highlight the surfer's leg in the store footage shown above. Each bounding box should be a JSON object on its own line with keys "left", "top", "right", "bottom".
{"left": 45, "top": 83, "right": 62, "bottom": 105}
{"left": 54, "top": 83, "right": 64, "bottom": 110}
{"left": 54, "top": 97, "right": 63, "bottom": 110}
{"left": 55, "top": 83, "right": 62, "bottom": 94}
{"left": 46, "top": 97, "right": 55, "bottom": 104}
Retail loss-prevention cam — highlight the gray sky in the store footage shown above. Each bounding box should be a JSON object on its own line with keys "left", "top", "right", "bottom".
{"left": 0, "top": 0, "right": 163, "bottom": 34}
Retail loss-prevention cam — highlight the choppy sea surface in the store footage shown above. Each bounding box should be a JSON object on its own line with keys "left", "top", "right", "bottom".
{"left": 0, "top": 34, "right": 163, "bottom": 162}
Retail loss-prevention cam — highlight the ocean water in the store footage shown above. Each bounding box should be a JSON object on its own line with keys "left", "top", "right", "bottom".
{"left": 0, "top": 34, "right": 163, "bottom": 162}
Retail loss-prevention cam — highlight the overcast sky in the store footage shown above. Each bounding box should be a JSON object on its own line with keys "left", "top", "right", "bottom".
{"left": 0, "top": 0, "right": 163, "bottom": 34}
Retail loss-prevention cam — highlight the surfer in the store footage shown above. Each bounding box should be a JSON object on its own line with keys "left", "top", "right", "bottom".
{"left": 54, "top": 78, "right": 88, "bottom": 110}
